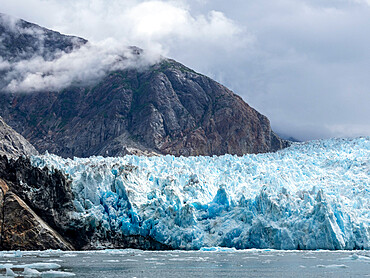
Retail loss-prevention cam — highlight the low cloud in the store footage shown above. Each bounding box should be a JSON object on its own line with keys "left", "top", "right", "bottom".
{"left": 0, "top": 2, "right": 242, "bottom": 93}
{"left": 0, "top": 14, "right": 162, "bottom": 92}
{"left": 3, "top": 40, "right": 161, "bottom": 93}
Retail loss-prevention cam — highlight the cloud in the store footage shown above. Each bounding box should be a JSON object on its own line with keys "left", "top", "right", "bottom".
{"left": 352, "top": 0, "right": 370, "bottom": 5}
{"left": 4, "top": 41, "right": 161, "bottom": 92}
{"left": 0, "top": 0, "right": 244, "bottom": 53}
{"left": 0, "top": 1, "right": 244, "bottom": 92}
{"left": 0, "top": 13, "right": 161, "bottom": 92}
{"left": 124, "top": 2, "right": 240, "bottom": 41}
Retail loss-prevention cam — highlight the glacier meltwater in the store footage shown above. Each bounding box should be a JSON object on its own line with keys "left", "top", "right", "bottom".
{"left": 31, "top": 138, "right": 370, "bottom": 250}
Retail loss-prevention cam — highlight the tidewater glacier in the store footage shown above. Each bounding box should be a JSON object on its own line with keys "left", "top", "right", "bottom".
{"left": 31, "top": 137, "right": 370, "bottom": 250}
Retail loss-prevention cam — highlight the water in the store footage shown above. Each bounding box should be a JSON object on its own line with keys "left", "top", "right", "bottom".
{"left": 0, "top": 249, "right": 369, "bottom": 277}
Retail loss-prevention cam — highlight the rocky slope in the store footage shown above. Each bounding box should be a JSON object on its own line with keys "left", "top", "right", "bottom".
{"left": 0, "top": 179, "right": 73, "bottom": 250}
{"left": 0, "top": 116, "right": 73, "bottom": 250}
{"left": 0, "top": 116, "right": 38, "bottom": 159}
{"left": 0, "top": 14, "right": 288, "bottom": 158}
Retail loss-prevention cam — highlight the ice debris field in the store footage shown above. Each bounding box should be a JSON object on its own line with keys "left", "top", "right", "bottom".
{"left": 1, "top": 249, "right": 370, "bottom": 277}
{"left": 0, "top": 250, "right": 75, "bottom": 277}
{"left": 32, "top": 137, "right": 370, "bottom": 250}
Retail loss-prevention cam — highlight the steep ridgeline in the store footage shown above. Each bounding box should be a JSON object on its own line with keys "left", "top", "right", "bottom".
{"left": 0, "top": 13, "right": 86, "bottom": 62}
{"left": 0, "top": 14, "right": 288, "bottom": 158}
{"left": 0, "top": 116, "right": 72, "bottom": 250}
{"left": 0, "top": 116, "right": 38, "bottom": 159}
{"left": 0, "top": 156, "right": 75, "bottom": 251}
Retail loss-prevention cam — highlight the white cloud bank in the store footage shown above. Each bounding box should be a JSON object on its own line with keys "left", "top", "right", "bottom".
{"left": 0, "top": 13, "right": 162, "bottom": 92}
{"left": 0, "top": 1, "right": 244, "bottom": 92}
{"left": 0, "top": 0, "right": 244, "bottom": 54}
{"left": 3, "top": 41, "right": 160, "bottom": 92}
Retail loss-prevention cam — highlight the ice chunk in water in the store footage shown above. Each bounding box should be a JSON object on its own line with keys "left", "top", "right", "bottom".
{"left": 40, "top": 270, "right": 76, "bottom": 277}
{"left": 23, "top": 267, "right": 41, "bottom": 277}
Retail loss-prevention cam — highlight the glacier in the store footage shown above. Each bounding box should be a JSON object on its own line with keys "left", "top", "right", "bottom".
{"left": 31, "top": 137, "right": 370, "bottom": 250}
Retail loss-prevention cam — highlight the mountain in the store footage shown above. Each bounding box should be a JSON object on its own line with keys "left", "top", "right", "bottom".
{"left": 0, "top": 13, "right": 288, "bottom": 158}
{"left": 0, "top": 14, "right": 367, "bottom": 252}
{"left": 0, "top": 116, "right": 38, "bottom": 159}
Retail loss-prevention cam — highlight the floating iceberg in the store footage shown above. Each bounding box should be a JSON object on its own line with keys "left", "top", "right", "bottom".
{"left": 31, "top": 137, "right": 370, "bottom": 250}
{"left": 0, "top": 261, "right": 75, "bottom": 277}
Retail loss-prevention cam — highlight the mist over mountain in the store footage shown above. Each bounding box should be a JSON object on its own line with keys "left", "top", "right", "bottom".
{"left": 0, "top": 14, "right": 288, "bottom": 158}
{"left": 0, "top": 13, "right": 162, "bottom": 94}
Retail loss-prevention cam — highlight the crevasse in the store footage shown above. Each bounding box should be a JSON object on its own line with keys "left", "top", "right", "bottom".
{"left": 31, "top": 137, "right": 370, "bottom": 250}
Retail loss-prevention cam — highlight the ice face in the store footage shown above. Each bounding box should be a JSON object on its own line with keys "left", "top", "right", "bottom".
{"left": 31, "top": 137, "right": 370, "bottom": 250}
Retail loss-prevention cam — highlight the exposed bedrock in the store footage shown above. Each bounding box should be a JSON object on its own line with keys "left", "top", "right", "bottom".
{"left": 0, "top": 179, "right": 73, "bottom": 250}
{"left": 0, "top": 15, "right": 289, "bottom": 158}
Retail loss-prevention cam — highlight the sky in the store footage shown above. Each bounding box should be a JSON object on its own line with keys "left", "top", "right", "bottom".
{"left": 1, "top": 0, "right": 369, "bottom": 141}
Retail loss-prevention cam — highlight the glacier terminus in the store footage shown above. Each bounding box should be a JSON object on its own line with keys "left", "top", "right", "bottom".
{"left": 31, "top": 137, "right": 370, "bottom": 250}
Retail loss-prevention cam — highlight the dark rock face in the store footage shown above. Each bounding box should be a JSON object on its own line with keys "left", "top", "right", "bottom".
{"left": 0, "top": 60, "right": 288, "bottom": 158}
{"left": 0, "top": 116, "right": 38, "bottom": 159}
{"left": 0, "top": 15, "right": 288, "bottom": 158}
{"left": 0, "top": 179, "right": 73, "bottom": 250}
{"left": 0, "top": 156, "right": 77, "bottom": 249}
{"left": 0, "top": 116, "right": 73, "bottom": 250}
{"left": 0, "top": 156, "right": 73, "bottom": 230}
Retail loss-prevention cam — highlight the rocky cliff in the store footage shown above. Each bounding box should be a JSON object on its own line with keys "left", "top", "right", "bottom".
{"left": 0, "top": 116, "right": 38, "bottom": 159}
{"left": 0, "top": 116, "right": 73, "bottom": 250}
{"left": 0, "top": 14, "right": 288, "bottom": 158}
{"left": 0, "top": 179, "right": 73, "bottom": 250}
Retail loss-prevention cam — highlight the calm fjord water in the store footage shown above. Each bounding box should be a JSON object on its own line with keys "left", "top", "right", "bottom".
{"left": 0, "top": 249, "right": 369, "bottom": 277}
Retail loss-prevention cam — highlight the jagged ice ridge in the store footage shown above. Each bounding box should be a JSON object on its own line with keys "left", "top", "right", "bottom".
{"left": 31, "top": 137, "right": 370, "bottom": 250}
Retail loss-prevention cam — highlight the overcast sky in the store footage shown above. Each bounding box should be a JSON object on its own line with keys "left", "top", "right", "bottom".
{"left": 1, "top": 0, "right": 369, "bottom": 141}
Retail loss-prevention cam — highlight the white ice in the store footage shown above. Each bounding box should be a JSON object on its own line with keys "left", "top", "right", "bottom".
{"left": 40, "top": 270, "right": 76, "bottom": 277}
{"left": 0, "top": 263, "right": 60, "bottom": 270}
{"left": 23, "top": 267, "right": 41, "bottom": 277}
{"left": 31, "top": 137, "right": 370, "bottom": 250}
{"left": 0, "top": 261, "right": 73, "bottom": 277}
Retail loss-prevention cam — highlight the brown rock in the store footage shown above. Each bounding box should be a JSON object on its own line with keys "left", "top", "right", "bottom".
{"left": 0, "top": 179, "right": 9, "bottom": 195}
{"left": 0, "top": 179, "right": 73, "bottom": 250}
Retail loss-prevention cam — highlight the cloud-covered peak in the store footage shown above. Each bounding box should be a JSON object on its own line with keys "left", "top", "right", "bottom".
{"left": 0, "top": 14, "right": 161, "bottom": 92}
{"left": 0, "top": 13, "right": 86, "bottom": 62}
